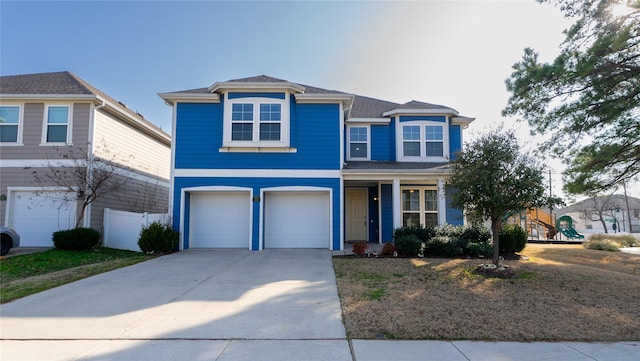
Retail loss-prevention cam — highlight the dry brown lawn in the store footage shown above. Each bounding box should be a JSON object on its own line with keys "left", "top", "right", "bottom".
{"left": 333, "top": 243, "right": 640, "bottom": 341}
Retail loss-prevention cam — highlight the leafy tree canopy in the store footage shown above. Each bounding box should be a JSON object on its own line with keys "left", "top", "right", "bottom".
{"left": 447, "top": 128, "right": 560, "bottom": 265}
{"left": 503, "top": 0, "right": 640, "bottom": 195}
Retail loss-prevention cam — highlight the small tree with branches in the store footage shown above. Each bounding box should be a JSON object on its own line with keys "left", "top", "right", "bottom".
{"left": 30, "top": 141, "right": 132, "bottom": 229}
{"left": 447, "top": 128, "right": 562, "bottom": 266}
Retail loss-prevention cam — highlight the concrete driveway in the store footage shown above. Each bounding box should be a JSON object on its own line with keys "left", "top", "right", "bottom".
{"left": 0, "top": 250, "right": 352, "bottom": 360}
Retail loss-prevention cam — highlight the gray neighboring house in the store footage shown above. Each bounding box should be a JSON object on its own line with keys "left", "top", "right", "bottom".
{"left": 557, "top": 194, "right": 640, "bottom": 234}
{"left": 0, "top": 71, "right": 171, "bottom": 247}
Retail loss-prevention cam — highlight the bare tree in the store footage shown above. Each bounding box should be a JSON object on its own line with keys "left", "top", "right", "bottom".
{"left": 30, "top": 141, "right": 133, "bottom": 228}
{"left": 578, "top": 193, "right": 617, "bottom": 233}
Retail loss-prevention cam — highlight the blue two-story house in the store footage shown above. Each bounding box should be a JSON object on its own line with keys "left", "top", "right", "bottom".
{"left": 159, "top": 76, "right": 473, "bottom": 251}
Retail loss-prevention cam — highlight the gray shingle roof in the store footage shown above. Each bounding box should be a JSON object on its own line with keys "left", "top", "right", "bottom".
{"left": 162, "top": 75, "right": 470, "bottom": 119}
{"left": 344, "top": 161, "right": 451, "bottom": 171}
{"left": 0, "top": 71, "right": 168, "bottom": 137}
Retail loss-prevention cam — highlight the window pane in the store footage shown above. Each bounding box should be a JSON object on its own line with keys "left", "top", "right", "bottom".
{"left": 260, "top": 104, "right": 281, "bottom": 121}
{"left": 350, "top": 127, "right": 367, "bottom": 142}
{"left": 425, "top": 125, "right": 443, "bottom": 141}
{"left": 403, "top": 125, "right": 420, "bottom": 140}
{"left": 47, "top": 107, "right": 69, "bottom": 124}
{"left": 46, "top": 125, "right": 67, "bottom": 142}
{"left": 424, "top": 190, "right": 438, "bottom": 211}
{"left": 403, "top": 141, "right": 420, "bottom": 156}
{"left": 402, "top": 190, "right": 420, "bottom": 211}
{"left": 0, "top": 125, "right": 18, "bottom": 142}
{"left": 425, "top": 142, "right": 443, "bottom": 156}
{"left": 350, "top": 142, "right": 367, "bottom": 158}
{"left": 231, "top": 123, "right": 253, "bottom": 141}
{"left": 403, "top": 213, "right": 421, "bottom": 227}
{"left": 232, "top": 103, "right": 253, "bottom": 121}
{"left": 424, "top": 213, "right": 438, "bottom": 227}
{"left": 259, "top": 123, "right": 281, "bottom": 141}
{"left": 0, "top": 106, "right": 19, "bottom": 124}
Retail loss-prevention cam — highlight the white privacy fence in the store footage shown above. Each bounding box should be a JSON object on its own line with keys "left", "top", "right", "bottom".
{"left": 103, "top": 208, "right": 168, "bottom": 252}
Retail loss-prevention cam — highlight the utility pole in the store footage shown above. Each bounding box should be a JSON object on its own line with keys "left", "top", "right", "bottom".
{"left": 623, "top": 179, "right": 632, "bottom": 233}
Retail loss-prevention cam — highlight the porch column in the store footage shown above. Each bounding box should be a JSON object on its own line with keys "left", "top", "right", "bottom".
{"left": 437, "top": 179, "right": 447, "bottom": 225}
{"left": 393, "top": 178, "right": 401, "bottom": 229}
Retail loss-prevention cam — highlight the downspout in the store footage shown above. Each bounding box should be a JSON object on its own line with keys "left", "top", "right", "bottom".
{"left": 84, "top": 99, "right": 106, "bottom": 229}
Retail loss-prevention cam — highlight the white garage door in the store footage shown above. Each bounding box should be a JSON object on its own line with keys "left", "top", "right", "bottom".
{"left": 189, "top": 191, "right": 250, "bottom": 248}
{"left": 264, "top": 191, "right": 330, "bottom": 248}
{"left": 11, "top": 191, "right": 77, "bottom": 247}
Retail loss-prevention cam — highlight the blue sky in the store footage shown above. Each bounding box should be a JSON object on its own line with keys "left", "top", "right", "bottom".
{"left": 2, "top": 0, "right": 637, "bottom": 199}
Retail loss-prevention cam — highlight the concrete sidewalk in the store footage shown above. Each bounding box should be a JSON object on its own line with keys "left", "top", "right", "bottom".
{"left": 1, "top": 250, "right": 638, "bottom": 360}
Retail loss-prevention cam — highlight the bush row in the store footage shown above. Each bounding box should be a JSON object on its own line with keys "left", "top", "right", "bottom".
{"left": 52, "top": 221, "right": 179, "bottom": 254}
{"left": 391, "top": 224, "right": 527, "bottom": 258}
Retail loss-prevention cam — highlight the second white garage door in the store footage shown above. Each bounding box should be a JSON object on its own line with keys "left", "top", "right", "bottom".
{"left": 264, "top": 191, "right": 330, "bottom": 248}
{"left": 189, "top": 191, "right": 250, "bottom": 248}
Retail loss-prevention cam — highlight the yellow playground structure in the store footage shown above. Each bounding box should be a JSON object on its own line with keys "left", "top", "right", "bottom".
{"left": 505, "top": 208, "right": 585, "bottom": 241}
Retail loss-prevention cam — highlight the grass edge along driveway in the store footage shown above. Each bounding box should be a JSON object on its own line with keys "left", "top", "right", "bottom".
{"left": 1, "top": 248, "right": 152, "bottom": 304}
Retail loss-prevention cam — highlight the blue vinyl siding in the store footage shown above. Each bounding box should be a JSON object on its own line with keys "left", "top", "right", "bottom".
{"left": 371, "top": 120, "right": 396, "bottom": 161}
{"left": 228, "top": 92, "right": 285, "bottom": 99}
{"left": 399, "top": 115, "right": 446, "bottom": 123}
{"left": 445, "top": 186, "right": 464, "bottom": 226}
{"left": 449, "top": 124, "right": 461, "bottom": 160}
{"left": 381, "top": 184, "right": 393, "bottom": 243}
{"left": 173, "top": 176, "right": 341, "bottom": 250}
{"left": 174, "top": 101, "right": 341, "bottom": 170}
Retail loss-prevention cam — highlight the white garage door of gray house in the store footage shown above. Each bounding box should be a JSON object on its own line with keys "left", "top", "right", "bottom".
{"left": 189, "top": 191, "right": 251, "bottom": 248}
{"left": 264, "top": 191, "right": 330, "bottom": 248}
{"left": 10, "top": 190, "right": 77, "bottom": 247}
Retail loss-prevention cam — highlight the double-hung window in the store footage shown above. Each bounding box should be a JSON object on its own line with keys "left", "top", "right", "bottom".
{"left": 44, "top": 105, "right": 70, "bottom": 144}
{"left": 402, "top": 187, "right": 438, "bottom": 227}
{"left": 348, "top": 126, "right": 369, "bottom": 159}
{"left": 400, "top": 122, "right": 446, "bottom": 161}
{"left": 0, "top": 105, "right": 21, "bottom": 143}
{"left": 224, "top": 96, "right": 289, "bottom": 149}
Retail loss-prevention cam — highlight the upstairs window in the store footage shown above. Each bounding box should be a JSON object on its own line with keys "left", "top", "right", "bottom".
{"left": 0, "top": 105, "right": 20, "bottom": 143}
{"left": 44, "top": 105, "right": 70, "bottom": 144}
{"left": 223, "top": 96, "right": 289, "bottom": 149}
{"left": 348, "top": 126, "right": 369, "bottom": 159}
{"left": 399, "top": 122, "right": 447, "bottom": 161}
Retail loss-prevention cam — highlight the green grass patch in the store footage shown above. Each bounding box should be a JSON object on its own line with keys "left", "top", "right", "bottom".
{"left": 366, "top": 288, "right": 386, "bottom": 300}
{"left": 1, "top": 248, "right": 152, "bottom": 303}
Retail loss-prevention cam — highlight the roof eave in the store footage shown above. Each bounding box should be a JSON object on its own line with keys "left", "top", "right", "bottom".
{"left": 451, "top": 116, "right": 475, "bottom": 127}
{"left": 0, "top": 94, "right": 97, "bottom": 101}
{"left": 96, "top": 95, "right": 171, "bottom": 144}
{"left": 208, "top": 81, "right": 306, "bottom": 94}
{"left": 158, "top": 92, "right": 221, "bottom": 106}
{"left": 295, "top": 93, "right": 354, "bottom": 108}
{"left": 382, "top": 108, "right": 459, "bottom": 117}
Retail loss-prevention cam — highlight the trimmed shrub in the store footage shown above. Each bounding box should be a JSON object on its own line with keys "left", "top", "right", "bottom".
{"left": 380, "top": 242, "right": 397, "bottom": 256}
{"left": 434, "top": 224, "right": 464, "bottom": 239}
{"left": 584, "top": 239, "right": 620, "bottom": 252}
{"left": 460, "top": 225, "right": 492, "bottom": 244}
{"left": 467, "top": 242, "right": 493, "bottom": 258}
{"left": 352, "top": 241, "right": 368, "bottom": 257}
{"left": 498, "top": 224, "right": 528, "bottom": 254}
{"left": 138, "top": 221, "right": 179, "bottom": 254}
{"left": 53, "top": 227, "right": 101, "bottom": 250}
{"left": 393, "top": 226, "right": 435, "bottom": 243}
{"left": 395, "top": 234, "right": 422, "bottom": 257}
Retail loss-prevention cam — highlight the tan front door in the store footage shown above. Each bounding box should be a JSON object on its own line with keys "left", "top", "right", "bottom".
{"left": 346, "top": 188, "right": 367, "bottom": 241}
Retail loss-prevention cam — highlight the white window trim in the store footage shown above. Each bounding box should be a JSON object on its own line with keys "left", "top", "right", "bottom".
{"left": 396, "top": 120, "right": 449, "bottom": 162}
{"left": 347, "top": 125, "right": 370, "bottom": 160}
{"left": 41, "top": 104, "right": 73, "bottom": 146}
{"left": 222, "top": 95, "right": 290, "bottom": 149}
{"left": 400, "top": 186, "right": 439, "bottom": 227}
{"left": 0, "top": 104, "right": 24, "bottom": 146}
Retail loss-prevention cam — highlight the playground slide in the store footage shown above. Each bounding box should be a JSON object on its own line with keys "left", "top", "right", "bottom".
{"left": 560, "top": 227, "right": 585, "bottom": 240}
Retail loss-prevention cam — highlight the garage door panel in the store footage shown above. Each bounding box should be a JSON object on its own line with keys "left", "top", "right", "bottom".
{"left": 12, "top": 191, "right": 77, "bottom": 247}
{"left": 265, "top": 191, "right": 330, "bottom": 249}
{"left": 189, "top": 192, "right": 250, "bottom": 248}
